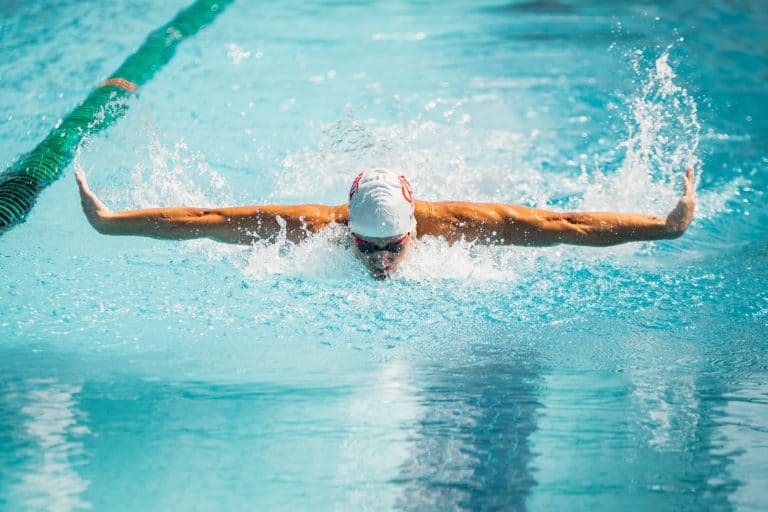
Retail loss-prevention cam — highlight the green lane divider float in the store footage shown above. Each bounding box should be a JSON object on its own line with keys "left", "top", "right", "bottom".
{"left": 0, "top": 0, "right": 233, "bottom": 233}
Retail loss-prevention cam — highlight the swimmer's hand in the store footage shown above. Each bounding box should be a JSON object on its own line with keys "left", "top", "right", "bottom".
{"left": 664, "top": 167, "right": 696, "bottom": 237}
{"left": 75, "top": 170, "right": 112, "bottom": 232}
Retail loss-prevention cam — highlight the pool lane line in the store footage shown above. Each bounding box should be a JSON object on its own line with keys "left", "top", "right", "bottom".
{"left": 0, "top": 0, "right": 234, "bottom": 234}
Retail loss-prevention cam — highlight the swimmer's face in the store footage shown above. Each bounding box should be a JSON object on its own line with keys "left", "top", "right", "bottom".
{"left": 352, "top": 231, "right": 414, "bottom": 280}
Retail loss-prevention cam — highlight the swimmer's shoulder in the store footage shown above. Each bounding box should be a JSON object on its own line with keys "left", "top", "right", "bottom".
{"left": 327, "top": 204, "right": 349, "bottom": 226}
{"left": 414, "top": 200, "right": 523, "bottom": 241}
{"left": 304, "top": 204, "right": 348, "bottom": 233}
{"left": 415, "top": 200, "right": 475, "bottom": 223}
{"left": 414, "top": 200, "right": 459, "bottom": 238}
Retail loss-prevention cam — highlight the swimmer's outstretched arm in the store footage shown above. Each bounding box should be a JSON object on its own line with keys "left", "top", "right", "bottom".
{"left": 76, "top": 171, "right": 348, "bottom": 244}
{"left": 415, "top": 167, "right": 696, "bottom": 246}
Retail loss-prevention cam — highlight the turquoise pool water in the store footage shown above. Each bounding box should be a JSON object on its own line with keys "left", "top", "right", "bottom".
{"left": 1, "top": 1, "right": 766, "bottom": 510}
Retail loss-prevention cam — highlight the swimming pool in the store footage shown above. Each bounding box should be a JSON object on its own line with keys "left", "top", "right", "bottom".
{"left": 1, "top": 0, "right": 766, "bottom": 510}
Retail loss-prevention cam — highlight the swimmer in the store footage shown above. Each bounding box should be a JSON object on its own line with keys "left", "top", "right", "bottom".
{"left": 76, "top": 167, "right": 696, "bottom": 280}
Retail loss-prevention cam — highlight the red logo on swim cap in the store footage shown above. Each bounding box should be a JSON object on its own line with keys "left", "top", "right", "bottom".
{"left": 398, "top": 175, "right": 414, "bottom": 205}
{"left": 349, "top": 172, "right": 364, "bottom": 200}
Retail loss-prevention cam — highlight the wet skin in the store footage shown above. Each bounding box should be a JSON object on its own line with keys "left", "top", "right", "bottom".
{"left": 352, "top": 231, "right": 415, "bottom": 280}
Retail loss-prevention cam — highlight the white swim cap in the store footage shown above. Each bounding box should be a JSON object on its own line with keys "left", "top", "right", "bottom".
{"left": 348, "top": 169, "right": 416, "bottom": 238}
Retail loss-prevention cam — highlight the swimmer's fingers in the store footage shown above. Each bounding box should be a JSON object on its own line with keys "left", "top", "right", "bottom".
{"left": 664, "top": 167, "right": 696, "bottom": 237}
{"left": 682, "top": 166, "right": 695, "bottom": 198}
{"left": 75, "top": 170, "right": 110, "bottom": 226}
{"left": 75, "top": 169, "right": 87, "bottom": 189}
{"left": 680, "top": 166, "right": 696, "bottom": 212}
{"left": 75, "top": 171, "right": 88, "bottom": 200}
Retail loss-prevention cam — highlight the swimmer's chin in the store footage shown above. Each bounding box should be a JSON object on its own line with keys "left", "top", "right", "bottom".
{"left": 370, "top": 267, "right": 393, "bottom": 280}
{"left": 372, "top": 271, "right": 390, "bottom": 281}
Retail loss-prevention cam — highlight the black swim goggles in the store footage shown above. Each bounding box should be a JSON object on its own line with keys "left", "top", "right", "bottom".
{"left": 353, "top": 233, "right": 410, "bottom": 255}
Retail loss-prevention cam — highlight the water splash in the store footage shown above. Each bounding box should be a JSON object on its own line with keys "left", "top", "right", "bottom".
{"left": 74, "top": 103, "right": 233, "bottom": 211}
{"left": 582, "top": 50, "right": 701, "bottom": 213}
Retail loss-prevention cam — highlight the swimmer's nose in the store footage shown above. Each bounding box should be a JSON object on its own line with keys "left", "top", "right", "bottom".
{"left": 369, "top": 252, "right": 390, "bottom": 268}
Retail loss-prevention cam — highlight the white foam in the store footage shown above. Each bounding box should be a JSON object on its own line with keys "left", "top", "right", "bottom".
{"left": 239, "top": 224, "right": 362, "bottom": 281}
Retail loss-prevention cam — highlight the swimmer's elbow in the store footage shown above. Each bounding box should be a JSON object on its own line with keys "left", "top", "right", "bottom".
{"left": 87, "top": 211, "right": 118, "bottom": 235}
